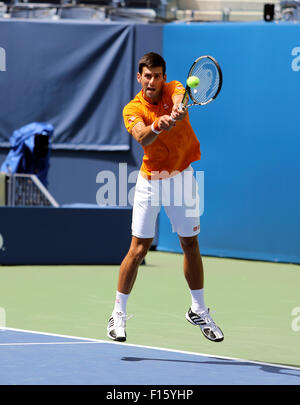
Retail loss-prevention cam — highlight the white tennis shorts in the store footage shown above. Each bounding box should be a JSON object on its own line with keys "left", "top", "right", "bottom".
{"left": 132, "top": 165, "right": 201, "bottom": 239}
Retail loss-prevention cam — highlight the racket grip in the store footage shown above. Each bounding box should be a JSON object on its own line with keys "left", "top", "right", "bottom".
{"left": 178, "top": 103, "right": 185, "bottom": 112}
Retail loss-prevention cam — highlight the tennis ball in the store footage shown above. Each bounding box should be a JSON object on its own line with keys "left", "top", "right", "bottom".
{"left": 186, "top": 76, "right": 200, "bottom": 88}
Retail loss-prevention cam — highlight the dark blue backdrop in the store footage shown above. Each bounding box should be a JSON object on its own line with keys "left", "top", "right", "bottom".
{"left": 0, "top": 20, "right": 135, "bottom": 151}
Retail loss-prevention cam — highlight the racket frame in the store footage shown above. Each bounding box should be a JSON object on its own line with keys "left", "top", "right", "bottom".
{"left": 180, "top": 55, "right": 223, "bottom": 110}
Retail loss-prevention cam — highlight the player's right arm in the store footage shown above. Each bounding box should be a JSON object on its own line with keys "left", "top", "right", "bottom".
{"left": 132, "top": 116, "right": 175, "bottom": 147}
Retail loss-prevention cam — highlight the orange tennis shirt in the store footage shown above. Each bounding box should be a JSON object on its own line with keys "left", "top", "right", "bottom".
{"left": 123, "top": 80, "right": 201, "bottom": 179}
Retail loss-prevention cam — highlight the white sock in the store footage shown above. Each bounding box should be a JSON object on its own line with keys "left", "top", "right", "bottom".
{"left": 190, "top": 288, "right": 207, "bottom": 314}
{"left": 113, "top": 291, "right": 129, "bottom": 314}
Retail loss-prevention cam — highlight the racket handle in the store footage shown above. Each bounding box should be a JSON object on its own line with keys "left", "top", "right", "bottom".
{"left": 171, "top": 103, "right": 186, "bottom": 121}
{"left": 178, "top": 90, "right": 189, "bottom": 111}
{"left": 178, "top": 103, "right": 185, "bottom": 112}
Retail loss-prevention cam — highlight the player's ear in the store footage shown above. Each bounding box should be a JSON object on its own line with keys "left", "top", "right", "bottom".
{"left": 163, "top": 74, "right": 167, "bottom": 82}
{"left": 137, "top": 72, "right": 141, "bottom": 83}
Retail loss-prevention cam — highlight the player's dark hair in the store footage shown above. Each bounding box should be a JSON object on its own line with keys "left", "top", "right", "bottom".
{"left": 138, "top": 52, "right": 166, "bottom": 76}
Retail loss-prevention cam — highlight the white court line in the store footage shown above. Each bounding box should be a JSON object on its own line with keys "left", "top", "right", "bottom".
{"left": 2, "top": 327, "right": 300, "bottom": 372}
{"left": 0, "top": 342, "right": 100, "bottom": 346}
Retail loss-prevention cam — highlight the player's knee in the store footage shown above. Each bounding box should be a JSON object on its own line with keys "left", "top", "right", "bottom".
{"left": 129, "top": 242, "right": 149, "bottom": 263}
{"left": 179, "top": 235, "right": 199, "bottom": 253}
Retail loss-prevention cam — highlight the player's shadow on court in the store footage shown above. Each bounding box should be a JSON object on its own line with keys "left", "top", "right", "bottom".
{"left": 121, "top": 357, "right": 300, "bottom": 379}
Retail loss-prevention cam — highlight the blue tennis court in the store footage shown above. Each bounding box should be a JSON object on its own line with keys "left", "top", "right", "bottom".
{"left": 0, "top": 328, "right": 299, "bottom": 385}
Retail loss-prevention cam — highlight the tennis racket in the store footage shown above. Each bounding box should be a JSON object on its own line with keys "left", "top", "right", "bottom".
{"left": 179, "top": 55, "right": 222, "bottom": 111}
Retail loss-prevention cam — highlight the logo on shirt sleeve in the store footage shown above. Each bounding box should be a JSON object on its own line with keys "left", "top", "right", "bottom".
{"left": 128, "top": 116, "right": 136, "bottom": 123}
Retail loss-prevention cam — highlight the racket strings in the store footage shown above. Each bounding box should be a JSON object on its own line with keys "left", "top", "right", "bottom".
{"left": 189, "top": 58, "right": 220, "bottom": 104}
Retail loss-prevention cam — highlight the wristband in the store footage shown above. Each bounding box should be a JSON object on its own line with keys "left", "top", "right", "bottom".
{"left": 151, "top": 121, "right": 162, "bottom": 135}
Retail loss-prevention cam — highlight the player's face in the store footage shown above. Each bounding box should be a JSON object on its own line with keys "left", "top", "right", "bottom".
{"left": 137, "top": 66, "right": 166, "bottom": 103}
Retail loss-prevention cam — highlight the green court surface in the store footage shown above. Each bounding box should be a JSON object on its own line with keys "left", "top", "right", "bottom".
{"left": 0, "top": 251, "right": 299, "bottom": 369}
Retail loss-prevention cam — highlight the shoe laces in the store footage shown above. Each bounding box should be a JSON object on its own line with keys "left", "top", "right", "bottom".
{"left": 200, "top": 309, "right": 218, "bottom": 329}
{"left": 114, "top": 312, "right": 133, "bottom": 328}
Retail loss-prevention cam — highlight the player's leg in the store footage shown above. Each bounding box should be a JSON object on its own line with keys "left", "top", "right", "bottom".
{"left": 179, "top": 235, "right": 204, "bottom": 291}
{"left": 164, "top": 167, "right": 224, "bottom": 342}
{"left": 107, "top": 172, "right": 160, "bottom": 342}
{"left": 177, "top": 234, "right": 207, "bottom": 316}
{"left": 117, "top": 236, "right": 153, "bottom": 295}
{"left": 162, "top": 167, "right": 205, "bottom": 309}
{"left": 178, "top": 234, "right": 224, "bottom": 342}
{"left": 107, "top": 236, "right": 153, "bottom": 342}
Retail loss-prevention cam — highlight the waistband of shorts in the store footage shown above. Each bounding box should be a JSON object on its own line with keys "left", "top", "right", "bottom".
{"left": 139, "top": 165, "right": 193, "bottom": 181}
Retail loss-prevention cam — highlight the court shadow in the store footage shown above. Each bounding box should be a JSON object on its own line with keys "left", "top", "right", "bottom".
{"left": 121, "top": 356, "right": 300, "bottom": 379}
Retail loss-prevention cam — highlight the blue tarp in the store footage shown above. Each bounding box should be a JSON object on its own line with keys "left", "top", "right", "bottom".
{"left": 0, "top": 122, "right": 53, "bottom": 187}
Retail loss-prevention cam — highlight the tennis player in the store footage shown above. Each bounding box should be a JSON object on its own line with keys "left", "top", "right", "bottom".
{"left": 107, "top": 52, "right": 224, "bottom": 343}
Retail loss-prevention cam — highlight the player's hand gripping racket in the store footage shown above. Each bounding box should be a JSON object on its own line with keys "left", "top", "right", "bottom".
{"left": 178, "top": 55, "right": 222, "bottom": 111}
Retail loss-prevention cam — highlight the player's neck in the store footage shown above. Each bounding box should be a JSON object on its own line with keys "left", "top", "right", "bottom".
{"left": 141, "top": 89, "right": 161, "bottom": 105}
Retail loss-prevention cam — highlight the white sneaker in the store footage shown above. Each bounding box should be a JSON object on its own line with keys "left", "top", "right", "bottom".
{"left": 186, "top": 307, "right": 224, "bottom": 342}
{"left": 107, "top": 311, "right": 132, "bottom": 342}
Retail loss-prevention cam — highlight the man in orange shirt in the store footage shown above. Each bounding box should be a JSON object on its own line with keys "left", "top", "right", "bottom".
{"left": 107, "top": 52, "right": 223, "bottom": 343}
